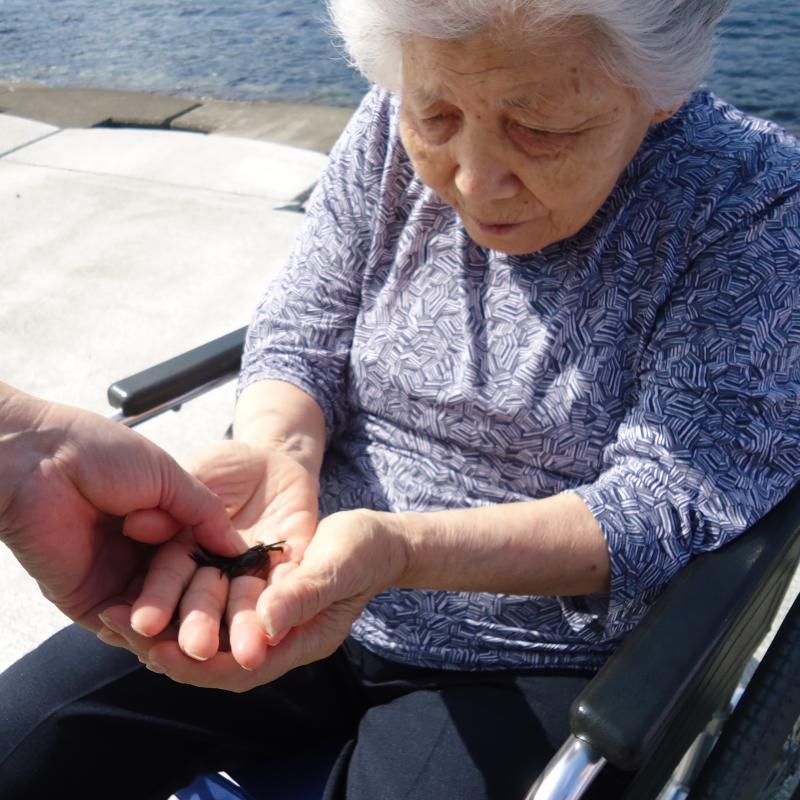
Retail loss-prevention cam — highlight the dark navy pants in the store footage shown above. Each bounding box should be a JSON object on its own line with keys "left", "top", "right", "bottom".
{"left": 0, "top": 625, "right": 629, "bottom": 799}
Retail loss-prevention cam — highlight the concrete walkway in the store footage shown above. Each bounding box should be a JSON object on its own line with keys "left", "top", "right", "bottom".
{"left": 0, "top": 85, "right": 353, "bottom": 673}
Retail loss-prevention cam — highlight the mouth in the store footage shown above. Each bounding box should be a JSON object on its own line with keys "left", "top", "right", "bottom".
{"left": 473, "top": 218, "right": 525, "bottom": 236}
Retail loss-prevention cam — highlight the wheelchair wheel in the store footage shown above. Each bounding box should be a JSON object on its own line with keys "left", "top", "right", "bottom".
{"left": 688, "top": 591, "right": 800, "bottom": 800}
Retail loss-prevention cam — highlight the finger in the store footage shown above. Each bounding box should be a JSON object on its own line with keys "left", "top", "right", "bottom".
{"left": 259, "top": 562, "right": 298, "bottom": 648}
{"left": 96, "top": 627, "right": 129, "bottom": 649}
{"left": 130, "top": 536, "right": 197, "bottom": 636}
{"left": 147, "top": 604, "right": 353, "bottom": 691}
{"left": 147, "top": 627, "right": 316, "bottom": 691}
{"left": 146, "top": 641, "right": 265, "bottom": 691}
{"left": 256, "top": 566, "right": 334, "bottom": 639}
{"left": 123, "top": 508, "right": 182, "bottom": 544}
{"left": 177, "top": 568, "right": 230, "bottom": 661}
{"left": 227, "top": 576, "right": 269, "bottom": 671}
{"left": 151, "top": 448, "right": 244, "bottom": 556}
{"left": 66, "top": 415, "right": 240, "bottom": 555}
{"left": 76, "top": 563, "right": 146, "bottom": 633}
{"left": 99, "top": 604, "right": 178, "bottom": 661}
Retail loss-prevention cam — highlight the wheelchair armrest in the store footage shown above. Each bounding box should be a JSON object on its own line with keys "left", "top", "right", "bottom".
{"left": 107, "top": 327, "right": 247, "bottom": 417}
{"left": 570, "top": 482, "right": 800, "bottom": 797}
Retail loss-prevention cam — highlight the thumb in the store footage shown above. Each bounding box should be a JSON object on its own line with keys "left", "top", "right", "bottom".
{"left": 122, "top": 508, "right": 182, "bottom": 544}
{"left": 257, "top": 565, "right": 335, "bottom": 638}
{"left": 138, "top": 449, "right": 243, "bottom": 556}
{"left": 63, "top": 410, "right": 243, "bottom": 557}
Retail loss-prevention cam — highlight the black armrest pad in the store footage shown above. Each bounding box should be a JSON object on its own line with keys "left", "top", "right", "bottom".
{"left": 107, "top": 327, "right": 247, "bottom": 416}
{"left": 570, "top": 482, "right": 800, "bottom": 779}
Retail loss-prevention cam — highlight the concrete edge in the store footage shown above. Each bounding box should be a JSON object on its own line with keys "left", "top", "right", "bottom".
{"left": 0, "top": 82, "right": 357, "bottom": 153}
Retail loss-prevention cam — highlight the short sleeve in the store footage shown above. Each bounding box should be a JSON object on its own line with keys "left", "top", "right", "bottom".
{"left": 237, "top": 88, "right": 392, "bottom": 443}
{"left": 571, "top": 185, "right": 800, "bottom": 634}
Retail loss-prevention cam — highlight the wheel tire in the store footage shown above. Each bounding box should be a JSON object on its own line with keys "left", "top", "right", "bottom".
{"left": 688, "top": 591, "right": 800, "bottom": 800}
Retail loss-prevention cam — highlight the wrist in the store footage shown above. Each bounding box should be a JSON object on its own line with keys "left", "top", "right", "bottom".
{"left": 0, "top": 382, "right": 44, "bottom": 430}
{"left": 239, "top": 431, "right": 321, "bottom": 477}
{"left": 369, "top": 509, "right": 426, "bottom": 590}
{"left": 234, "top": 380, "right": 326, "bottom": 477}
{"left": 0, "top": 384, "right": 61, "bottom": 536}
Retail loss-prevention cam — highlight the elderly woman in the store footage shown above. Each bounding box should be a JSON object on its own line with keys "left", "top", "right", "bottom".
{"left": 2, "top": 0, "right": 799, "bottom": 798}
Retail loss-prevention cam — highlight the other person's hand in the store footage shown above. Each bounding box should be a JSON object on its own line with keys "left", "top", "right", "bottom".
{"left": 0, "top": 384, "right": 238, "bottom": 631}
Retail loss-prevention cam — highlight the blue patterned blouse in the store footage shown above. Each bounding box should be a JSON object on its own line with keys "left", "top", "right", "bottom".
{"left": 240, "top": 87, "right": 800, "bottom": 670}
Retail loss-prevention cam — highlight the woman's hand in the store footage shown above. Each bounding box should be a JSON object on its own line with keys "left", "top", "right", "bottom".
{"left": 256, "top": 509, "right": 407, "bottom": 643}
{"left": 125, "top": 439, "right": 319, "bottom": 669}
{"left": 98, "top": 508, "right": 406, "bottom": 691}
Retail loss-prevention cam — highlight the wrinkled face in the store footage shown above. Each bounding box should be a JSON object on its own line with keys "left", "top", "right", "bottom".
{"left": 399, "top": 26, "right": 671, "bottom": 255}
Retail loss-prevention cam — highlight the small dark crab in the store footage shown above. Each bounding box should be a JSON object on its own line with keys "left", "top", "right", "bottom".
{"left": 190, "top": 541, "right": 286, "bottom": 579}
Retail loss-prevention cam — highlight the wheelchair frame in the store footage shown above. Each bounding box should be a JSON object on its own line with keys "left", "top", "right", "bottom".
{"left": 107, "top": 329, "right": 800, "bottom": 800}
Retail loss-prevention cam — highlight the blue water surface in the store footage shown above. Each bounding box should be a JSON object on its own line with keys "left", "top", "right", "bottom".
{"left": 0, "top": 0, "right": 798, "bottom": 129}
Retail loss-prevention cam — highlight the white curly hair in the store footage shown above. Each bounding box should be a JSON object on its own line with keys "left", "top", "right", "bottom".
{"left": 326, "top": 0, "right": 734, "bottom": 108}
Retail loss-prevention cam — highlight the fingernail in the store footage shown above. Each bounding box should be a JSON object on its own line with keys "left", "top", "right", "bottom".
{"left": 146, "top": 662, "right": 165, "bottom": 674}
{"left": 181, "top": 646, "right": 209, "bottom": 662}
{"left": 263, "top": 608, "right": 288, "bottom": 639}
{"left": 96, "top": 627, "right": 117, "bottom": 643}
{"left": 98, "top": 613, "right": 114, "bottom": 629}
{"left": 267, "top": 629, "right": 289, "bottom": 647}
{"left": 187, "top": 652, "right": 209, "bottom": 662}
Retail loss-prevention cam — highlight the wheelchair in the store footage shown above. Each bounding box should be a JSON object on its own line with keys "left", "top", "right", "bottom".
{"left": 106, "top": 328, "right": 800, "bottom": 800}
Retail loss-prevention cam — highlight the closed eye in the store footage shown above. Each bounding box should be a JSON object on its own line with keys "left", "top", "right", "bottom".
{"left": 415, "top": 112, "right": 460, "bottom": 143}
{"left": 510, "top": 123, "right": 576, "bottom": 153}
{"left": 516, "top": 124, "right": 572, "bottom": 141}
{"left": 421, "top": 113, "right": 457, "bottom": 126}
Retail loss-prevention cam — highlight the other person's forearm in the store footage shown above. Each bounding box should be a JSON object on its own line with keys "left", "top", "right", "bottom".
{"left": 0, "top": 383, "right": 58, "bottom": 528}
{"left": 234, "top": 380, "right": 326, "bottom": 477}
{"left": 385, "top": 492, "right": 610, "bottom": 597}
{"left": 0, "top": 381, "right": 50, "bottom": 434}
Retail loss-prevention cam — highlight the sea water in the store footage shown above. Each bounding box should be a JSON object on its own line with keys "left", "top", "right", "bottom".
{"left": 0, "top": 0, "right": 798, "bottom": 129}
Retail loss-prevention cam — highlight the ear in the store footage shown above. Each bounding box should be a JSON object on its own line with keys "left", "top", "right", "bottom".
{"left": 650, "top": 104, "right": 681, "bottom": 125}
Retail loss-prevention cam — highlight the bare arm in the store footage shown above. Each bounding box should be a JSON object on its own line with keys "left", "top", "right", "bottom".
{"left": 236, "top": 381, "right": 609, "bottom": 597}
{"left": 0, "top": 382, "right": 50, "bottom": 522}
{"left": 253, "top": 494, "right": 609, "bottom": 646}
{"left": 234, "top": 380, "right": 326, "bottom": 478}
{"left": 394, "top": 492, "right": 609, "bottom": 596}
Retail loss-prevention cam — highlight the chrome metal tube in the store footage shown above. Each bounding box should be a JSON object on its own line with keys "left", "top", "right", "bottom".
{"left": 523, "top": 737, "right": 607, "bottom": 800}
{"left": 107, "top": 374, "right": 235, "bottom": 428}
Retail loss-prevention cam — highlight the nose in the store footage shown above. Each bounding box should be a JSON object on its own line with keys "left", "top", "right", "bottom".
{"left": 453, "top": 132, "right": 521, "bottom": 203}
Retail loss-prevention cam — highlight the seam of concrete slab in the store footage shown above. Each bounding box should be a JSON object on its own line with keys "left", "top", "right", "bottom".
{"left": 0, "top": 128, "right": 61, "bottom": 159}
{"left": 2, "top": 158, "right": 309, "bottom": 204}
